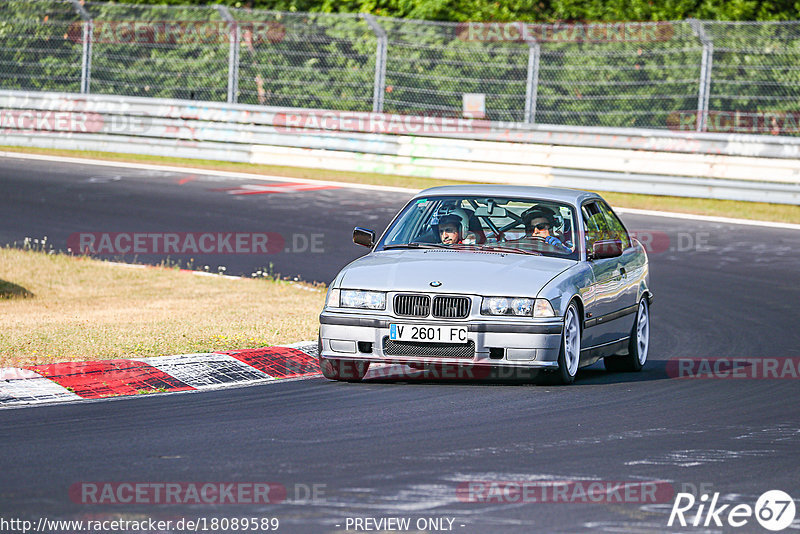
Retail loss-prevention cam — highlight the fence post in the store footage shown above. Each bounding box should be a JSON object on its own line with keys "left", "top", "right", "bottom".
{"left": 689, "top": 19, "right": 713, "bottom": 132}
{"left": 217, "top": 6, "right": 239, "bottom": 104}
{"left": 69, "top": 0, "right": 92, "bottom": 94}
{"left": 362, "top": 14, "right": 387, "bottom": 113}
{"left": 524, "top": 41, "right": 540, "bottom": 124}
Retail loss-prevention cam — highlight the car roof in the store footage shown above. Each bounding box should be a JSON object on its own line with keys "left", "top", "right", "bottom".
{"left": 413, "top": 184, "right": 602, "bottom": 206}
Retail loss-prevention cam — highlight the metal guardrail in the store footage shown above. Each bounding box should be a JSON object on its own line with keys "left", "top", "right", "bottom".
{"left": 1, "top": 90, "right": 798, "bottom": 204}
{"left": 4, "top": 90, "right": 800, "bottom": 158}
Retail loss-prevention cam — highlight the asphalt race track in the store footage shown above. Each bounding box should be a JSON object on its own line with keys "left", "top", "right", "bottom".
{"left": 0, "top": 156, "right": 407, "bottom": 283}
{"left": 1, "top": 155, "right": 799, "bottom": 533}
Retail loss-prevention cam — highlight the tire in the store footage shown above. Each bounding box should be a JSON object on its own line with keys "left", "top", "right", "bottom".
{"left": 554, "top": 301, "right": 581, "bottom": 385}
{"left": 319, "top": 356, "right": 370, "bottom": 382}
{"left": 604, "top": 298, "right": 650, "bottom": 373}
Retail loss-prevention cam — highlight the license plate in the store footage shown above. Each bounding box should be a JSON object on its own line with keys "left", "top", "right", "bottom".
{"left": 389, "top": 324, "right": 468, "bottom": 344}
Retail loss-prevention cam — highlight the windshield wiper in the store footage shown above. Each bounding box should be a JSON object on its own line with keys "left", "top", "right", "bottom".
{"left": 384, "top": 242, "right": 449, "bottom": 250}
{"left": 478, "top": 245, "right": 542, "bottom": 256}
{"left": 385, "top": 243, "right": 541, "bottom": 255}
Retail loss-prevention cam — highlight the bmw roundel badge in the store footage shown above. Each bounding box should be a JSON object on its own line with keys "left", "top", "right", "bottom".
{"left": 430, "top": 280, "right": 442, "bottom": 287}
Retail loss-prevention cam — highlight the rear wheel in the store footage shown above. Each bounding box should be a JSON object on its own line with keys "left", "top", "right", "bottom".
{"left": 604, "top": 298, "right": 649, "bottom": 372}
{"left": 553, "top": 302, "right": 581, "bottom": 385}
{"left": 319, "top": 356, "right": 370, "bottom": 382}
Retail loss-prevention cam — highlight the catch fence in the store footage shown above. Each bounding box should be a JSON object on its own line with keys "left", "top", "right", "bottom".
{"left": 1, "top": 1, "right": 799, "bottom": 134}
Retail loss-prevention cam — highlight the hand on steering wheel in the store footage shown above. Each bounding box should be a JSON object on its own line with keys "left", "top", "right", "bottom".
{"left": 543, "top": 235, "right": 570, "bottom": 251}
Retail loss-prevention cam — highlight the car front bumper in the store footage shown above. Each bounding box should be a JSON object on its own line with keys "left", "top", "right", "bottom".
{"left": 319, "top": 312, "right": 564, "bottom": 369}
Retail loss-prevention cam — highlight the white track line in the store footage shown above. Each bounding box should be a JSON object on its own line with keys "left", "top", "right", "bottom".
{"left": 615, "top": 207, "right": 800, "bottom": 231}
{"left": 0, "top": 151, "right": 417, "bottom": 193}
{"left": 3, "top": 151, "right": 797, "bottom": 230}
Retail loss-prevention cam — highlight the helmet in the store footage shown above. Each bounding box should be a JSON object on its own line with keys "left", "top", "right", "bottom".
{"left": 522, "top": 206, "right": 560, "bottom": 230}
{"left": 435, "top": 207, "right": 469, "bottom": 237}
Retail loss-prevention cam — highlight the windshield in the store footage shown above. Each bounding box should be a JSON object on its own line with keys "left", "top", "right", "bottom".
{"left": 377, "top": 195, "right": 580, "bottom": 260}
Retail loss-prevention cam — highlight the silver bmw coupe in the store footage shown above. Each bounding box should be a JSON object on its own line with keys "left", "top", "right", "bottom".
{"left": 319, "top": 185, "right": 653, "bottom": 384}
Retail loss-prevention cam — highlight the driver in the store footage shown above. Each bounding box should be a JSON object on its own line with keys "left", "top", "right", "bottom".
{"left": 522, "top": 207, "right": 572, "bottom": 252}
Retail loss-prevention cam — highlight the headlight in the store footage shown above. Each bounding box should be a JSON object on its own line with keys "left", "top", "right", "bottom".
{"left": 511, "top": 298, "right": 533, "bottom": 316}
{"left": 340, "top": 289, "right": 386, "bottom": 310}
{"left": 482, "top": 296, "right": 534, "bottom": 316}
{"left": 483, "top": 297, "right": 510, "bottom": 315}
{"left": 481, "top": 297, "right": 554, "bottom": 317}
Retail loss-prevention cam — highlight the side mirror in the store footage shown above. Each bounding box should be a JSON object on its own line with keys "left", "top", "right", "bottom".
{"left": 353, "top": 227, "right": 375, "bottom": 248}
{"left": 590, "top": 239, "right": 623, "bottom": 260}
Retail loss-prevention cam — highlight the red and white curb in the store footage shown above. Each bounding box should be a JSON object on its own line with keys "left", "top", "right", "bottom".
{"left": 0, "top": 342, "right": 320, "bottom": 408}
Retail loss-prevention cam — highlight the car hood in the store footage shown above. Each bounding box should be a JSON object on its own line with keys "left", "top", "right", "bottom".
{"left": 339, "top": 249, "right": 574, "bottom": 297}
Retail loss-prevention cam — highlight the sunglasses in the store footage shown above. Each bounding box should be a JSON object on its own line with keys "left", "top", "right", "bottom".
{"left": 528, "top": 222, "right": 551, "bottom": 231}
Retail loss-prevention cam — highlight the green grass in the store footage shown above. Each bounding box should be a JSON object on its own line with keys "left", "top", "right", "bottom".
{"left": 0, "top": 247, "right": 325, "bottom": 367}
{"left": 3, "top": 145, "right": 798, "bottom": 224}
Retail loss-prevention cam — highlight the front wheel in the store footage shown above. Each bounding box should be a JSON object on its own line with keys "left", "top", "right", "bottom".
{"left": 554, "top": 302, "right": 581, "bottom": 385}
{"left": 604, "top": 298, "right": 650, "bottom": 372}
{"left": 319, "top": 356, "right": 370, "bottom": 382}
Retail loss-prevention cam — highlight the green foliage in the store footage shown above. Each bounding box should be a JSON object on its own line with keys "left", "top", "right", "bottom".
{"left": 0, "top": 1, "right": 83, "bottom": 91}
{"left": 101, "top": 0, "right": 800, "bottom": 22}
{"left": 231, "top": 10, "right": 376, "bottom": 108}
{"left": 86, "top": 3, "right": 229, "bottom": 100}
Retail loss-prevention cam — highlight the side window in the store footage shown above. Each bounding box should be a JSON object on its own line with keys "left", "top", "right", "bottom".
{"left": 597, "top": 202, "right": 631, "bottom": 249}
{"left": 582, "top": 202, "right": 610, "bottom": 252}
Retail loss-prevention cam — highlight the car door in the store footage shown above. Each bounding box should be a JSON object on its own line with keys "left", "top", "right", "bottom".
{"left": 581, "top": 201, "right": 624, "bottom": 348}
{"left": 596, "top": 201, "right": 640, "bottom": 327}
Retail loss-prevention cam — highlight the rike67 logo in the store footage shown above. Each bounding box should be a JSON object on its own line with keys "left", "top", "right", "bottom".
{"left": 668, "top": 490, "right": 796, "bottom": 531}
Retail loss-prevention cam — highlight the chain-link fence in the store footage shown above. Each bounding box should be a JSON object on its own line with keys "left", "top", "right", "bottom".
{"left": 83, "top": 2, "right": 229, "bottom": 102}
{"left": 1, "top": 0, "right": 799, "bottom": 134}
{"left": 0, "top": 0, "right": 84, "bottom": 93}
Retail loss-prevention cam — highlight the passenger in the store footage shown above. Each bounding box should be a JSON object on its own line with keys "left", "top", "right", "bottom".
{"left": 436, "top": 209, "right": 479, "bottom": 245}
